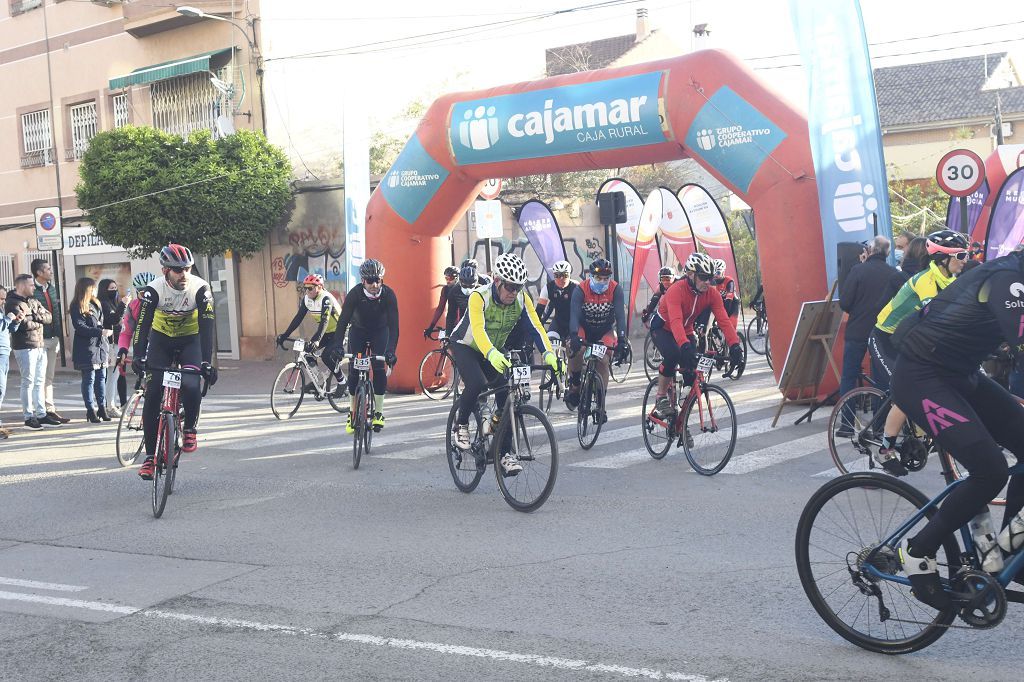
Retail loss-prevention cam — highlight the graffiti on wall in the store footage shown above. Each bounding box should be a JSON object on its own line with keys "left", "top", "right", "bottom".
{"left": 274, "top": 187, "right": 348, "bottom": 284}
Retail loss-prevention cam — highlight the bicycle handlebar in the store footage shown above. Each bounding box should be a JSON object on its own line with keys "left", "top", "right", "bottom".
{"left": 147, "top": 365, "right": 210, "bottom": 397}
{"left": 426, "top": 327, "right": 446, "bottom": 342}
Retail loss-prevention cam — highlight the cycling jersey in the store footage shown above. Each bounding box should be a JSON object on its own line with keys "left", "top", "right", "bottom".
{"left": 536, "top": 279, "right": 577, "bottom": 333}
{"left": 656, "top": 279, "right": 740, "bottom": 348}
{"left": 335, "top": 284, "right": 399, "bottom": 355}
{"left": 450, "top": 283, "right": 553, "bottom": 358}
{"left": 132, "top": 276, "right": 215, "bottom": 361}
{"left": 897, "top": 253, "right": 1024, "bottom": 374}
{"left": 569, "top": 278, "right": 624, "bottom": 341}
{"left": 716, "top": 276, "right": 738, "bottom": 317}
{"left": 875, "top": 261, "right": 953, "bottom": 334}
{"left": 427, "top": 283, "right": 465, "bottom": 333}
{"left": 642, "top": 283, "right": 670, "bottom": 321}
{"left": 281, "top": 289, "right": 341, "bottom": 344}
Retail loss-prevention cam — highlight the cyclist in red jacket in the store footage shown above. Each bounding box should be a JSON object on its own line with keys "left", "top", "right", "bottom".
{"left": 650, "top": 252, "right": 742, "bottom": 418}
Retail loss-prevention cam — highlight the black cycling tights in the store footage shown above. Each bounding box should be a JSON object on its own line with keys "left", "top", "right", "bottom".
{"left": 346, "top": 326, "right": 389, "bottom": 395}
{"left": 450, "top": 342, "right": 507, "bottom": 425}
{"left": 142, "top": 333, "right": 203, "bottom": 458}
{"left": 892, "top": 357, "right": 1024, "bottom": 557}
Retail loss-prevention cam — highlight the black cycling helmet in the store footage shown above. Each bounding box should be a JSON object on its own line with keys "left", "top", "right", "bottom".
{"left": 589, "top": 258, "right": 612, "bottom": 277}
{"left": 458, "top": 264, "right": 478, "bottom": 287}
{"left": 658, "top": 266, "right": 673, "bottom": 279}
{"left": 159, "top": 243, "right": 195, "bottom": 268}
{"left": 443, "top": 266, "right": 458, "bottom": 278}
{"left": 359, "top": 259, "right": 385, "bottom": 280}
{"left": 926, "top": 230, "right": 969, "bottom": 260}
{"left": 461, "top": 258, "right": 478, "bottom": 269}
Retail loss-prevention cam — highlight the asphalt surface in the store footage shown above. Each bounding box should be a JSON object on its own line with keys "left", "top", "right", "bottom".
{"left": 1, "top": 350, "right": 1023, "bottom": 681}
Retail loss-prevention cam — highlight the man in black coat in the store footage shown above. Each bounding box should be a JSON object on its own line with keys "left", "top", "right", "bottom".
{"left": 838, "top": 236, "right": 904, "bottom": 413}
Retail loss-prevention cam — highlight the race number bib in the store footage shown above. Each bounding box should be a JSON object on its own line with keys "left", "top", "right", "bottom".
{"left": 587, "top": 344, "right": 607, "bottom": 359}
{"left": 163, "top": 371, "right": 182, "bottom": 389}
{"left": 293, "top": 338, "right": 306, "bottom": 353}
{"left": 512, "top": 366, "right": 531, "bottom": 384}
{"left": 354, "top": 357, "right": 371, "bottom": 371}
{"left": 697, "top": 356, "right": 714, "bottom": 373}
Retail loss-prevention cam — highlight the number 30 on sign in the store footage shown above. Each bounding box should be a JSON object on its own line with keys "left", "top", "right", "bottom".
{"left": 936, "top": 149, "right": 985, "bottom": 197}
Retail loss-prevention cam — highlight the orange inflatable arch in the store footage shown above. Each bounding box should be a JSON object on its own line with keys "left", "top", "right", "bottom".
{"left": 367, "top": 49, "right": 825, "bottom": 391}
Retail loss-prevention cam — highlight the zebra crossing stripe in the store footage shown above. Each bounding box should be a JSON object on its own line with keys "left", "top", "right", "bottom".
{"left": 719, "top": 433, "right": 828, "bottom": 475}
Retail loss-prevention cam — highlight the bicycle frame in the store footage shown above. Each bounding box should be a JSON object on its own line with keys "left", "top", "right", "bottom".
{"left": 280, "top": 337, "right": 331, "bottom": 395}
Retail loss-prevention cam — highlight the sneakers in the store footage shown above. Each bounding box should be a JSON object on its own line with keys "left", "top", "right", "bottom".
{"left": 46, "top": 411, "right": 70, "bottom": 424}
{"left": 39, "top": 414, "right": 63, "bottom": 427}
{"left": 454, "top": 424, "right": 471, "bottom": 450}
{"left": 24, "top": 417, "right": 43, "bottom": 430}
{"left": 138, "top": 458, "right": 155, "bottom": 480}
{"left": 500, "top": 452, "right": 523, "bottom": 476}
{"left": 652, "top": 396, "right": 673, "bottom": 420}
{"left": 372, "top": 412, "right": 385, "bottom": 432}
{"left": 345, "top": 415, "right": 355, "bottom": 435}
{"left": 898, "top": 539, "right": 950, "bottom": 610}
{"left": 107, "top": 403, "right": 122, "bottom": 418}
{"left": 874, "top": 447, "right": 908, "bottom": 477}
{"left": 182, "top": 429, "right": 198, "bottom": 453}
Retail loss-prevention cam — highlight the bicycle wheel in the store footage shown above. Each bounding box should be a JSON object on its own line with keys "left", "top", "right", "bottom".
{"left": 493, "top": 404, "right": 558, "bottom": 512}
{"left": 644, "top": 331, "right": 662, "bottom": 382}
{"left": 610, "top": 349, "right": 631, "bottom": 384}
{"left": 795, "top": 473, "right": 959, "bottom": 654}
{"left": 116, "top": 391, "right": 145, "bottom": 467}
{"left": 325, "top": 372, "right": 347, "bottom": 414}
{"left": 352, "top": 384, "right": 367, "bottom": 469}
{"left": 445, "top": 402, "right": 486, "bottom": 492}
{"left": 682, "top": 383, "right": 736, "bottom": 475}
{"left": 765, "top": 343, "right": 773, "bottom": 370}
{"left": 271, "top": 363, "right": 305, "bottom": 420}
{"left": 641, "top": 378, "right": 672, "bottom": 460}
{"left": 419, "top": 348, "right": 455, "bottom": 401}
{"left": 828, "top": 387, "right": 887, "bottom": 475}
{"left": 746, "top": 316, "right": 768, "bottom": 355}
{"left": 152, "top": 413, "right": 175, "bottom": 519}
{"left": 725, "top": 332, "right": 746, "bottom": 380}
{"left": 576, "top": 370, "right": 602, "bottom": 450}
{"left": 364, "top": 388, "right": 374, "bottom": 455}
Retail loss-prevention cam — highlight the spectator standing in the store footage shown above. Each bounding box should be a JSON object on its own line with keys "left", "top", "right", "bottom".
{"left": 70, "top": 277, "right": 109, "bottom": 423}
{"left": 899, "top": 237, "right": 928, "bottom": 276}
{"left": 4, "top": 274, "right": 56, "bottom": 430}
{"left": 0, "top": 286, "right": 19, "bottom": 439}
{"left": 838, "top": 237, "right": 904, "bottom": 398}
{"left": 894, "top": 230, "right": 916, "bottom": 266}
{"left": 30, "top": 258, "right": 70, "bottom": 424}
{"left": 98, "top": 278, "right": 127, "bottom": 414}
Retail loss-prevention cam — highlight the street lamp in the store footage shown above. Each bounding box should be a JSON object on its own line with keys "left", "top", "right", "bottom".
{"left": 176, "top": 5, "right": 255, "bottom": 49}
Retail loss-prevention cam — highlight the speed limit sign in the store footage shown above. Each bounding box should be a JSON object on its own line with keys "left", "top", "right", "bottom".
{"left": 936, "top": 149, "right": 985, "bottom": 197}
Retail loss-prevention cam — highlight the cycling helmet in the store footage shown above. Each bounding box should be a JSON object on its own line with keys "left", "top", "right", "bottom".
{"left": 359, "top": 259, "right": 385, "bottom": 280}
{"left": 685, "top": 252, "right": 715, "bottom": 277}
{"left": 925, "top": 230, "right": 969, "bottom": 257}
{"left": 589, "top": 258, "right": 613, "bottom": 277}
{"left": 493, "top": 253, "right": 528, "bottom": 285}
{"left": 458, "top": 264, "right": 478, "bottom": 287}
{"left": 552, "top": 260, "right": 572, "bottom": 276}
{"left": 658, "top": 266, "right": 674, "bottom": 279}
{"left": 443, "top": 266, "right": 458, "bottom": 278}
{"left": 478, "top": 273, "right": 493, "bottom": 286}
{"left": 713, "top": 259, "right": 727, "bottom": 278}
{"left": 303, "top": 273, "right": 324, "bottom": 287}
{"left": 159, "top": 243, "right": 194, "bottom": 268}
{"left": 461, "top": 258, "right": 479, "bottom": 269}
{"left": 131, "top": 272, "right": 156, "bottom": 291}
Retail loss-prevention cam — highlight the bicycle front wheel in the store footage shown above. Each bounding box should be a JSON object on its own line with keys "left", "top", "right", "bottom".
{"left": 746, "top": 317, "right": 768, "bottom": 355}
{"left": 682, "top": 383, "right": 736, "bottom": 475}
{"left": 271, "top": 363, "right": 305, "bottom": 420}
{"left": 445, "top": 402, "right": 486, "bottom": 492}
{"left": 152, "top": 413, "right": 175, "bottom": 518}
{"left": 576, "top": 371, "right": 602, "bottom": 450}
{"left": 795, "top": 473, "right": 959, "bottom": 654}
{"left": 610, "top": 350, "right": 631, "bottom": 384}
{"left": 493, "top": 404, "right": 558, "bottom": 512}
{"left": 352, "top": 385, "right": 367, "bottom": 469}
{"left": 644, "top": 331, "right": 662, "bottom": 382}
{"left": 325, "top": 372, "right": 347, "bottom": 414}
{"left": 116, "top": 391, "right": 145, "bottom": 467}
{"left": 641, "top": 379, "right": 672, "bottom": 460}
{"left": 828, "top": 386, "right": 887, "bottom": 475}
{"left": 419, "top": 348, "right": 455, "bottom": 401}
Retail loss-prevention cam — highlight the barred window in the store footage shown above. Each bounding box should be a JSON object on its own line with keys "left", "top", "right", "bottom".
{"left": 113, "top": 93, "right": 130, "bottom": 128}
{"left": 21, "top": 109, "right": 52, "bottom": 167}
{"left": 151, "top": 70, "right": 232, "bottom": 139}
{"left": 69, "top": 101, "right": 98, "bottom": 160}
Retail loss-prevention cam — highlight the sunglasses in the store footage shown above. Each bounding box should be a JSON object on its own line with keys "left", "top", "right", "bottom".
{"left": 169, "top": 266, "right": 190, "bottom": 274}
{"left": 363, "top": 277, "right": 381, "bottom": 285}
{"left": 303, "top": 286, "right": 316, "bottom": 291}
{"left": 694, "top": 272, "right": 714, "bottom": 282}
{"left": 952, "top": 251, "right": 969, "bottom": 261}
{"left": 501, "top": 282, "right": 524, "bottom": 294}
{"left": 554, "top": 274, "right": 569, "bottom": 280}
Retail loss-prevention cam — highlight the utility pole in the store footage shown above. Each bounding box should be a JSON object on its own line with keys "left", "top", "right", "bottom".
{"left": 41, "top": 0, "right": 67, "bottom": 366}
{"left": 995, "top": 90, "right": 1005, "bottom": 145}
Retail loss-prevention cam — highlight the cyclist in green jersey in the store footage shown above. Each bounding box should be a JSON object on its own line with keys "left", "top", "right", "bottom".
{"left": 868, "top": 229, "right": 969, "bottom": 475}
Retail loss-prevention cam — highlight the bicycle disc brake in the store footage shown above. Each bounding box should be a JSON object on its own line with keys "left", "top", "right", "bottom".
{"left": 952, "top": 569, "right": 1006, "bottom": 629}
{"left": 898, "top": 436, "right": 929, "bottom": 472}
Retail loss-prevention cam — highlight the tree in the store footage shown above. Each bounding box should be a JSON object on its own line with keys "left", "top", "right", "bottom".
{"left": 76, "top": 126, "right": 293, "bottom": 258}
{"left": 887, "top": 170, "right": 949, "bottom": 236}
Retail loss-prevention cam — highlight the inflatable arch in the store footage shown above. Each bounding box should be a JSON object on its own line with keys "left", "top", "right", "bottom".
{"left": 367, "top": 50, "right": 824, "bottom": 391}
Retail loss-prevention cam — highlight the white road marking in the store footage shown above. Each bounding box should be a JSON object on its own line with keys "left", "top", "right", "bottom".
{"left": 719, "top": 433, "right": 828, "bottom": 475}
{"left": 0, "top": 590, "right": 136, "bottom": 614}
{"left": 0, "top": 467, "right": 119, "bottom": 486}
{"left": 0, "top": 577, "right": 87, "bottom": 592}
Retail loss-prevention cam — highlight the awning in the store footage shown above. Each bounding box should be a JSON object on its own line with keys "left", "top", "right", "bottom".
{"left": 109, "top": 48, "right": 234, "bottom": 90}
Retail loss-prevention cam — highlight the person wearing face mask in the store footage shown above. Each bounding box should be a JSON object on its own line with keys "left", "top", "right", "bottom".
{"left": 649, "top": 252, "right": 743, "bottom": 420}
{"left": 98, "top": 278, "right": 126, "bottom": 417}
{"left": 564, "top": 258, "right": 626, "bottom": 417}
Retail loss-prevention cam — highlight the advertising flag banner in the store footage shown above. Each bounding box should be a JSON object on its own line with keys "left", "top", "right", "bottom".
{"left": 945, "top": 179, "right": 989, "bottom": 235}
{"left": 984, "top": 166, "right": 1024, "bottom": 261}
{"left": 791, "top": 0, "right": 893, "bottom": 287}
{"left": 629, "top": 191, "right": 664, "bottom": 330}
{"left": 658, "top": 187, "right": 698, "bottom": 266}
{"left": 344, "top": 79, "right": 371, "bottom": 290}
{"left": 678, "top": 184, "right": 740, "bottom": 297}
{"left": 595, "top": 178, "right": 644, "bottom": 306}
{"left": 516, "top": 200, "right": 567, "bottom": 279}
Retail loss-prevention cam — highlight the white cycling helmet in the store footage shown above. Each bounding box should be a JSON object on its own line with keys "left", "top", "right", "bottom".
{"left": 551, "top": 260, "right": 572, "bottom": 276}
{"left": 493, "top": 253, "right": 528, "bottom": 285}
{"left": 713, "top": 258, "right": 727, "bottom": 278}
{"left": 685, "top": 252, "right": 715, "bottom": 278}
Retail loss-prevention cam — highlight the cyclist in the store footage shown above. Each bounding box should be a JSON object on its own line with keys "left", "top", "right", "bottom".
{"left": 868, "top": 230, "right": 969, "bottom": 475}
{"left": 535, "top": 260, "right": 577, "bottom": 340}
{"left": 115, "top": 272, "right": 156, "bottom": 373}
{"left": 448, "top": 253, "right": 560, "bottom": 475}
{"left": 650, "top": 252, "right": 742, "bottom": 419}
{"left": 692, "top": 259, "right": 738, "bottom": 332}
{"left": 891, "top": 249, "right": 1024, "bottom": 609}
{"left": 423, "top": 266, "right": 460, "bottom": 338}
{"left": 641, "top": 266, "right": 675, "bottom": 324}
{"left": 565, "top": 258, "right": 627, "bottom": 416}
{"left": 325, "top": 259, "right": 398, "bottom": 433}
{"left": 277, "top": 273, "right": 341, "bottom": 353}
{"left": 131, "top": 245, "right": 216, "bottom": 480}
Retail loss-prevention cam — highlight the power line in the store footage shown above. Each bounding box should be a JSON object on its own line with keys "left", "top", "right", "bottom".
{"left": 752, "top": 37, "right": 1024, "bottom": 71}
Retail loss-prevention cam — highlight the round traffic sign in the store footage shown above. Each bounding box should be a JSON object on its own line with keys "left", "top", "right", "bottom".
{"left": 936, "top": 149, "right": 985, "bottom": 197}
{"left": 479, "top": 177, "right": 502, "bottom": 201}
{"left": 39, "top": 212, "right": 56, "bottom": 230}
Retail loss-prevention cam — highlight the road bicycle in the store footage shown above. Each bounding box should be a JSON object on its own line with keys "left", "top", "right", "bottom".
{"left": 444, "top": 350, "right": 558, "bottom": 512}
{"left": 419, "top": 327, "right": 459, "bottom": 400}
{"left": 344, "top": 346, "right": 388, "bottom": 470}
{"left": 271, "top": 337, "right": 346, "bottom": 419}
{"left": 608, "top": 339, "right": 632, "bottom": 383}
{"left": 643, "top": 328, "right": 662, "bottom": 382}
{"left": 640, "top": 352, "right": 738, "bottom": 475}
{"left": 538, "top": 331, "right": 568, "bottom": 413}
{"left": 116, "top": 375, "right": 146, "bottom": 467}
{"left": 147, "top": 361, "right": 207, "bottom": 519}
{"left": 795, "top": 456, "right": 1024, "bottom": 654}
{"left": 575, "top": 341, "right": 610, "bottom": 450}
{"left": 695, "top": 320, "right": 746, "bottom": 380}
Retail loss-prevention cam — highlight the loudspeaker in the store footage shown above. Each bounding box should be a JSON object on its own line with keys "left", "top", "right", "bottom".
{"left": 597, "top": 191, "right": 627, "bottom": 225}
{"left": 836, "top": 241, "right": 865, "bottom": 293}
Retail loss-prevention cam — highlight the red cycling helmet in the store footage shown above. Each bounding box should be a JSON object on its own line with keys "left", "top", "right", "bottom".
{"left": 303, "top": 273, "right": 324, "bottom": 287}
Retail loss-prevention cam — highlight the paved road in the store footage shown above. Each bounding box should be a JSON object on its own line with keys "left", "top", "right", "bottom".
{"left": 0, "top": 353, "right": 1020, "bottom": 680}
